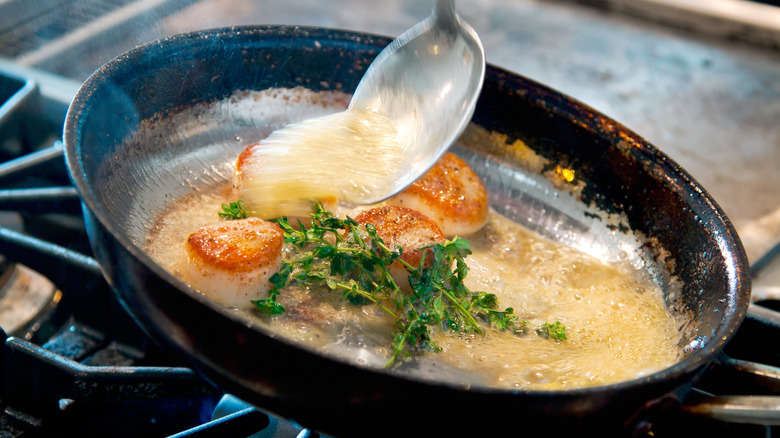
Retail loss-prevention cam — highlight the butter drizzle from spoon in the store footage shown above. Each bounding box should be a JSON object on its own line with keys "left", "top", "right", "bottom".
{"left": 237, "top": 0, "right": 485, "bottom": 219}
{"left": 237, "top": 108, "right": 412, "bottom": 219}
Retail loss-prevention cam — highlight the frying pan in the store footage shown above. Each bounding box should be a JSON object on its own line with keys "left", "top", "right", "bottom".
{"left": 63, "top": 25, "right": 752, "bottom": 436}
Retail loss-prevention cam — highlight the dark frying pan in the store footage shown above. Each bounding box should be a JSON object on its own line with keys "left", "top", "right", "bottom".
{"left": 63, "top": 25, "right": 751, "bottom": 436}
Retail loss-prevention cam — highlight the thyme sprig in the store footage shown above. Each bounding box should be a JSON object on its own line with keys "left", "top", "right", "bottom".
{"left": 251, "top": 205, "right": 528, "bottom": 366}
{"left": 218, "top": 200, "right": 252, "bottom": 219}
{"left": 226, "top": 203, "right": 566, "bottom": 366}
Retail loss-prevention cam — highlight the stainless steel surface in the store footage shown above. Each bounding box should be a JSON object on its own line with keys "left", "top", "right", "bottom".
{"left": 577, "top": 0, "right": 780, "bottom": 49}
{"left": 0, "top": 0, "right": 200, "bottom": 77}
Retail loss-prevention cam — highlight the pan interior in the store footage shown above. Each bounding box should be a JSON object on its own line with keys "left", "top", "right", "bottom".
{"left": 96, "top": 84, "right": 690, "bottom": 389}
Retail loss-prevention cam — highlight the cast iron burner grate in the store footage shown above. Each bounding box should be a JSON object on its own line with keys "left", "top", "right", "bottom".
{"left": 0, "top": 0, "right": 200, "bottom": 80}
{"left": 0, "top": 70, "right": 298, "bottom": 437}
{"left": 0, "top": 0, "right": 140, "bottom": 58}
{"left": 0, "top": 69, "right": 778, "bottom": 437}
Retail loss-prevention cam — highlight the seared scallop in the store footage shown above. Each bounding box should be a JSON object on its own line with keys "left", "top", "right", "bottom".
{"left": 184, "top": 217, "right": 283, "bottom": 308}
{"left": 386, "top": 152, "right": 488, "bottom": 237}
{"left": 354, "top": 205, "right": 445, "bottom": 290}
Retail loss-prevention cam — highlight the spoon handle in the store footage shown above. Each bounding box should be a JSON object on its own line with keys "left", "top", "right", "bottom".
{"left": 433, "top": 0, "right": 457, "bottom": 26}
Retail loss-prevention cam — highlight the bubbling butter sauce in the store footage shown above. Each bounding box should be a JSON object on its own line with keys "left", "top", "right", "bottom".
{"left": 147, "top": 190, "right": 682, "bottom": 391}
{"left": 143, "top": 87, "right": 684, "bottom": 391}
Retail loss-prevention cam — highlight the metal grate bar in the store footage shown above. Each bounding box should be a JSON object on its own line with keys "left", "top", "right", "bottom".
{"left": 0, "top": 0, "right": 139, "bottom": 58}
{"left": 0, "top": 0, "right": 200, "bottom": 79}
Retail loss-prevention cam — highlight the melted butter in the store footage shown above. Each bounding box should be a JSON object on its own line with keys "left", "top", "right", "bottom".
{"left": 428, "top": 214, "right": 680, "bottom": 389}
{"left": 238, "top": 108, "right": 412, "bottom": 219}
{"left": 146, "top": 188, "right": 682, "bottom": 391}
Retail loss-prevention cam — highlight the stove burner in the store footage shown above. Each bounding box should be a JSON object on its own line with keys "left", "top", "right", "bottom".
{"left": 0, "top": 263, "right": 60, "bottom": 337}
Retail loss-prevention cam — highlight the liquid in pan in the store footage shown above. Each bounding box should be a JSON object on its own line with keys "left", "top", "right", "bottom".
{"left": 143, "top": 87, "right": 684, "bottom": 391}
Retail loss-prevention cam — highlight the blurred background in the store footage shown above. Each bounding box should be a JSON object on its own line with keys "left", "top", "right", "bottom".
{"left": 1, "top": 0, "right": 779, "bottom": 293}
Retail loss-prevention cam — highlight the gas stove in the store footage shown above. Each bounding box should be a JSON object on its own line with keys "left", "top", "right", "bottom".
{"left": 0, "top": 58, "right": 312, "bottom": 437}
{"left": 0, "top": 0, "right": 779, "bottom": 436}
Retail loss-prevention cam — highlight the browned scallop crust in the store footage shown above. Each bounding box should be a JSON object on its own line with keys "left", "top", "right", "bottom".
{"left": 354, "top": 206, "right": 445, "bottom": 269}
{"left": 388, "top": 152, "right": 488, "bottom": 236}
{"left": 235, "top": 142, "right": 258, "bottom": 180}
{"left": 186, "top": 217, "right": 283, "bottom": 273}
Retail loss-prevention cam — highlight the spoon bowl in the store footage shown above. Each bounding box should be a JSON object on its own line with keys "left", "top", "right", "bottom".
{"left": 225, "top": 1, "right": 485, "bottom": 218}
{"left": 349, "top": 0, "right": 485, "bottom": 203}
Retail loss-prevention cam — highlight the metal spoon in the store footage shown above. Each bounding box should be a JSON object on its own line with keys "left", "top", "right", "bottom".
{"left": 348, "top": 0, "right": 485, "bottom": 203}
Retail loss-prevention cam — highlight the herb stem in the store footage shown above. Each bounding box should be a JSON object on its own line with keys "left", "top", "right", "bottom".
{"left": 330, "top": 281, "right": 398, "bottom": 317}
{"left": 236, "top": 203, "right": 567, "bottom": 366}
{"left": 440, "top": 288, "right": 485, "bottom": 335}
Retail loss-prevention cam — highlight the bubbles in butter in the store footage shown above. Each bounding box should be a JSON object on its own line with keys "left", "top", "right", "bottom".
{"left": 143, "top": 88, "right": 684, "bottom": 391}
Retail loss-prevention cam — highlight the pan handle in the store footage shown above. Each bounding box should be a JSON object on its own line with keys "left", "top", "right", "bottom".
{"left": 677, "top": 304, "right": 780, "bottom": 425}
{"left": 680, "top": 391, "right": 780, "bottom": 425}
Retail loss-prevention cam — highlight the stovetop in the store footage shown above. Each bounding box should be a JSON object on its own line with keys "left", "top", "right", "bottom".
{"left": 0, "top": 0, "right": 779, "bottom": 436}
{"left": 0, "top": 82, "right": 296, "bottom": 435}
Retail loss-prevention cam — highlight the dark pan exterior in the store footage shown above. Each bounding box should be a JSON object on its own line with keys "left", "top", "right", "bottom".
{"left": 63, "top": 26, "right": 750, "bottom": 436}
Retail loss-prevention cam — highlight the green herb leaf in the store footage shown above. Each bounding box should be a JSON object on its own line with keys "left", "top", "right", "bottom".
{"left": 538, "top": 321, "right": 567, "bottom": 340}
{"left": 218, "top": 200, "right": 252, "bottom": 220}
{"left": 252, "top": 288, "right": 285, "bottom": 315}
{"left": 254, "top": 203, "right": 566, "bottom": 366}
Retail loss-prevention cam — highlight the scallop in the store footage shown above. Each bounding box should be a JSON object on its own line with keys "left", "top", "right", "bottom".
{"left": 386, "top": 152, "right": 488, "bottom": 237}
{"left": 354, "top": 205, "right": 445, "bottom": 290}
{"left": 183, "top": 217, "right": 283, "bottom": 308}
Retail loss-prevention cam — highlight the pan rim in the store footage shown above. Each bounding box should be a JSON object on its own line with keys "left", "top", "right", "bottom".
{"left": 62, "top": 24, "right": 751, "bottom": 400}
